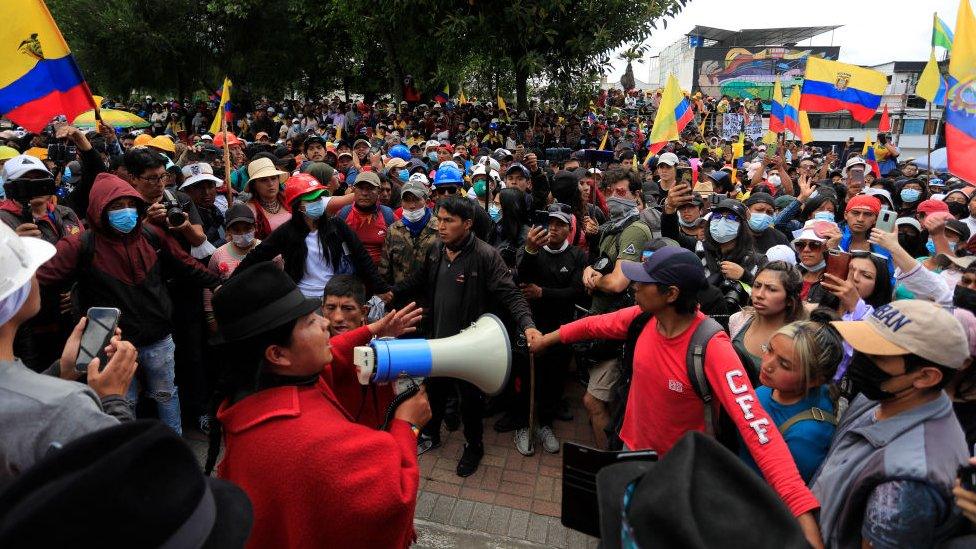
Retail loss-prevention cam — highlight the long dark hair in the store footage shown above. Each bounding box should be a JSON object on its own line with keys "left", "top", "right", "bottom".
{"left": 852, "top": 252, "right": 894, "bottom": 308}
{"left": 204, "top": 319, "right": 297, "bottom": 475}
{"left": 703, "top": 211, "right": 756, "bottom": 265}
{"left": 281, "top": 196, "right": 343, "bottom": 282}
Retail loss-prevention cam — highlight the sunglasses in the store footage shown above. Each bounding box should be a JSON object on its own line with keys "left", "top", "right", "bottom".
{"left": 433, "top": 187, "right": 457, "bottom": 195}
{"left": 711, "top": 212, "right": 740, "bottom": 222}
{"left": 794, "top": 240, "right": 823, "bottom": 251}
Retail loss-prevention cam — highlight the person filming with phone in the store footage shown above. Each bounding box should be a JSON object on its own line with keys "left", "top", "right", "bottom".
{"left": 0, "top": 222, "right": 138, "bottom": 488}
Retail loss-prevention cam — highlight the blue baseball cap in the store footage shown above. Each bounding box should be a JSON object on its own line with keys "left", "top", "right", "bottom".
{"left": 621, "top": 246, "right": 706, "bottom": 289}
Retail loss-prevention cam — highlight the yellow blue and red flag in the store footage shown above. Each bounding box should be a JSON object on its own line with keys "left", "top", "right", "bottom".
{"left": 646, "top": 74, "right": 693, "bottom": 156}
{"left": 209, "top": 77, "right": 232, "bottom": 135}
{"left": 434, "top": 85, "right": 450, "bottom": 105}
{"left": 946, "top": 0, "right": 976, "bottom": 183}
{"left": 799, "top": 57, "right": 888, "bottom": 123}
{"left": 769, "top": 77, "right": 785, "bottom": 133}
{"left": 918, "top": 49, "right": 948, "bottom": 106}
{"left": 0, "top": 0, "right": 96, "bottom": 133}
{"left": 864, "top": 136, "right": 881, "bottom": 177}
{"left": 784, "top": 85, "right": 802, "bottom": 136}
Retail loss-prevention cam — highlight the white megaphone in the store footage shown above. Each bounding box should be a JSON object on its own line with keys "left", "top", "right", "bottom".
{"left": 354, "top": 314, "right": 511, "bottom": 395}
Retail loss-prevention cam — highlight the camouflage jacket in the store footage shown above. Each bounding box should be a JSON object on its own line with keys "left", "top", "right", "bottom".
{"left": 379, "top": 213, "right": 439, "bottom": 287}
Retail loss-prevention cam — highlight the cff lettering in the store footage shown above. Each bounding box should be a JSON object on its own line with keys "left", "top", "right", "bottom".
{"left": 725, "top": 370, "right": 771, "bottom": 445}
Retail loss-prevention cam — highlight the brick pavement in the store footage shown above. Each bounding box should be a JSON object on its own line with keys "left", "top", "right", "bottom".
{"left": 414, "top": 382, "right": 599, "bottom": 548}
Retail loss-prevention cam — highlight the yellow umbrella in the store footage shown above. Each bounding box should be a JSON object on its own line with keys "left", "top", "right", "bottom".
{"left": 72, "top": 108, "right": 150, "bottom": 129}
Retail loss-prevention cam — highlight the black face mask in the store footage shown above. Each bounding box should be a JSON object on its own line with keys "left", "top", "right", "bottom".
{"left": 949, "top": 201, "right": 970, "bottom": 220}
{"left": 954, "top": 285, "right": 976, "bottom": 313}
{"left": 848, "top": 352, "right": 911, "bottom": 401}
{"left": 898, "top": 233, "right": 924, "bottom": 255}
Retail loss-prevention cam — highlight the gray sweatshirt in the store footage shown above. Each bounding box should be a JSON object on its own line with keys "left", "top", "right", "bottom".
{"left": 0, "top": 358, "right": 132, "bottom": 489}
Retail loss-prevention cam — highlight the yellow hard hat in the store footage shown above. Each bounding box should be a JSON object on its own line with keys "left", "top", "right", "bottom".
{"left": 0, "top": 146, "right": 19, "bottom": 161}
{"left": 148, "top": 135, "right": 176, "bottom": 153}
{"left": 25, "top": 147, "right": 48, "bottom": 161}
{"left": 133, "top": 133, "right": 153, "bottom": 147}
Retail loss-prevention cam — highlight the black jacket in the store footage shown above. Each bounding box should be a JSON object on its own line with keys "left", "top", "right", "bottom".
{"left": 660, "top": 211, "right": 699, "bottom": 251}
{"left": 516, "top": 244, "right": 586, "bottom": 332}
{"left": 393, "top": 233, "right": 536, "bottom": 336}
{"left": 235, "top": 213, "right": 390, "bottom": 295}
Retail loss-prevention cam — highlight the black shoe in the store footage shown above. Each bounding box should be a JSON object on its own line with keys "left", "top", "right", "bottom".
{"left": 556, "top": 399, "right": 574, "bottom": 422}
{"left": 417, "top": 434, "right": 441, "bottom": 456}
{"left": 493, "top": 412, "right": 525, "bottom": 433}
{"left": 444, "top": 411, "right": 461, "bottom": 432}
{"left": 456, "top": 443, "right": 484, "bottom": 477}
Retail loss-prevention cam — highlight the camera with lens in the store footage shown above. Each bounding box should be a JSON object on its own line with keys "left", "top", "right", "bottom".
{"left": 717, "top": 277, "right": 749, "bottom": 309}
{"left": 46, "top": 142, "right": 77, "bottom": 165}
{"left": 161, "top": 189, "right": 188, "bottom": 227}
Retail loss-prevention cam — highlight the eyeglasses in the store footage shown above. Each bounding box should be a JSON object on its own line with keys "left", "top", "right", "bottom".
{"left": 711, "top": 212, "right": 740, "bottom": 222}
{"left": 137, "top": 174, "right": 168, "bottom": 184}
{"left": 794, "top": 240, "right": 824, "bottom": 251}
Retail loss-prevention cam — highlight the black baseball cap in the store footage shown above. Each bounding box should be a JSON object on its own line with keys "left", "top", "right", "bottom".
{"left": 621, "top": 246, "right": 706, "bottom": 289}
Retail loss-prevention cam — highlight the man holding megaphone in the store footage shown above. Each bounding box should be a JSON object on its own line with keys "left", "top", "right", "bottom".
{"left": 388, "top": 196, "right": 541, "bottom": 477}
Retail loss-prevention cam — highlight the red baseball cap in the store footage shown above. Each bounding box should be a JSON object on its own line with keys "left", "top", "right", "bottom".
{"left": 283, "top": 173, "right": 328, "bottom": 211}
{"left": 213, "top": 133, "right": 241, "bottom": 148}
{"left": 917, "top": 199, "right": 949, "bottom": 216}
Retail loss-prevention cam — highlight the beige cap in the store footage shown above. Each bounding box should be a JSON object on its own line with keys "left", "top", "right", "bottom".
{"left": 831, "top": 300, "right": 970, "bottom": 369}
{"left": 354, "top": 171, "right": 381, "bottom": 188}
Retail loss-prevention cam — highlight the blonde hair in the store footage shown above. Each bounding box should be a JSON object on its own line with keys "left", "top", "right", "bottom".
{"left": 772, "top": 320, "right": 843, "bottom": 393}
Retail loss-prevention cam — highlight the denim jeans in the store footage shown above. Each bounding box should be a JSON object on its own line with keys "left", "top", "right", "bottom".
{"left": 126, "top": 335, "right": 182, "bottom": 435}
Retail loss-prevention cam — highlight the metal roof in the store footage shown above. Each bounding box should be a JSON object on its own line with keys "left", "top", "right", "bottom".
{"left": 688, "top": 25, "right": 841, "bottom": 47}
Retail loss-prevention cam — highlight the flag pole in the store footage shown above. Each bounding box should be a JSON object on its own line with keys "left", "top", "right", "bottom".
{"left": 927, "top": 101, "right": 933, "bottom": 175}
{"left": 221, "top": 112, "right": 232, "bottom": 201}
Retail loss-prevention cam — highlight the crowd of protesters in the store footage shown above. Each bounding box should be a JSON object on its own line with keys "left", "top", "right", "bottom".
{"left": 2, "top": 86, "right": 976, "bottom": 548}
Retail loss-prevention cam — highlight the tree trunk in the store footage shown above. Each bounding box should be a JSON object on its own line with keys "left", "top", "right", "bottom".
{"left": 515, "top": 59, "right": 528, "bottom": 112}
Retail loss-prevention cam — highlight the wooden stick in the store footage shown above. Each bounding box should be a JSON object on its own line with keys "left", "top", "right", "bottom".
{"left": 528, "top": 351, "right": 536, "bottom": 454}
{"left": 221, "top": 112, "right": 232, "bottom": 201}
{"left": 927, "top": 101, "right": 933, "bottom": 176}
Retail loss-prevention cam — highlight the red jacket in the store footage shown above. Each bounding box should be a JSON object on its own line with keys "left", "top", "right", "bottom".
{"left": 328, "top": 325, "right": 395, "bottom": 429}
{"left": 216, "top": 329, "right": 418, "bottom": 549}
{"left": 560, "top": 306, "right": 819, "bottom": 518}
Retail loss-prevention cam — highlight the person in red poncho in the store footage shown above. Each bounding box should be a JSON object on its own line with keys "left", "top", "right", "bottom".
{"left": 205, "top": 261, "right": 430, "bottom": 549}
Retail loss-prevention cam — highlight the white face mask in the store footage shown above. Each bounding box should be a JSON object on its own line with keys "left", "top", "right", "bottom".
{"left": 402, "top": 207, "right": 426, "bottom": 222}
{"left": 231, "top": 230, "right": 255, "bottom": 248}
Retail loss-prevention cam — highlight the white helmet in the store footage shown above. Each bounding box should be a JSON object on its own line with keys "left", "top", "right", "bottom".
{"left": 0, "top": 222, "right": 55, "bottom": 306}
{"left": 3, "top": 154, "right": 52, "bottom": 180}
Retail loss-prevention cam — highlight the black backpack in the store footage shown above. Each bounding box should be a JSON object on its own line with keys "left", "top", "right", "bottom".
{"left": 605, "top": 312, "right": 759, "bottom": 451}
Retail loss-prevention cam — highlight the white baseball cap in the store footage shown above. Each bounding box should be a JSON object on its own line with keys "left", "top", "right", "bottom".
{"left": 179, "top": 162, "right": 223, "bottom": 190}
{"left": 0, "top": 221, "right": 55, "bottom": 303}
{"left": 657, "top": 152, "right": 679, "bottom": 167}
{"left": 3, "top": 154, "right": 52, "bottom": 180}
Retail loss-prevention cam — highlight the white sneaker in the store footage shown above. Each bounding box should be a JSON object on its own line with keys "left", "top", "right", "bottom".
{"left": 536, "top": 426, "right": 560, "bottom": 454}
{"left": 514, "top": 427, "right": 535, "bottom": 456}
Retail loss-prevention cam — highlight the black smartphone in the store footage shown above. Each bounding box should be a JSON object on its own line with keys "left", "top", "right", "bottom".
{"left": 75, "top": 307, "right": 121, "bottom": 373}
{"left": 959, "top": 464, "right": 976, "bottom": 492}
{"left": 677, "top": 167, "right": 693, "bottom": 186}
{"left": 531, "top": 210, "right": 550, "bottom": 228}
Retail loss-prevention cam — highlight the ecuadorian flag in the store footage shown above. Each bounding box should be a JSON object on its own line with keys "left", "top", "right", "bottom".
{"left": 799, "top": 57, "right": 887, "bottom": 123}
{"left": 946, "top": 0, "right": 976, "bottom": 184}
{"left": 0, "top": 1, "right": 96, "bottom": 132}
{"left": 769, "top": 77, "right": 785, "bottom": 133}
{"left": 646, "top": 73, "right": 693, "bottom": 157}
{"left": 784, "top": 85, "right": 802, "bottom": 136}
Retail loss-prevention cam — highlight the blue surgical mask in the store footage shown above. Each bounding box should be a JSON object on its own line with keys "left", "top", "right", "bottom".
{"left": 677, "top": 215, "right": 700, "bottom": 228}
{"left": 709, "top": 218, "right": 740, "bottom": 243}
{"left": 303, "top": 197, "right": 325, "bottom": 220}
{"left": 747, "top": 212, "right": 773, "bottom": 232}
{"left": 108, "top": 207, "right": 138, "bottom": 233}
{"left": 813, "top": 211, "right": 835, "bottom": 222}
{"left": 397, "top": 169, "right": 409, "bottom": 183}
{"left": 926, "top": 239, "right": 936, "bottom": 255}
{"left": 488, "top": 204, "right": 502, "bottom": 222}
{"left": 900, "top": 188, "right": 921, "bottom": 203}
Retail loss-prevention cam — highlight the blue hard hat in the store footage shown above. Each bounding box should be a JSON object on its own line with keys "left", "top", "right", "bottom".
{"left": 433, "top": 165, "right": 463, "bottom": 187}
{"left": 388, "top": 144, "right": 412, "bottom": 161}
{"left": 488, "top": 122, "right": 499, "bottom": 131}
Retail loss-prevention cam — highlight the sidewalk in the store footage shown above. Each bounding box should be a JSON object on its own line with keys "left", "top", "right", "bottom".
{"left": 414, "top": 382, "right": 598, "bottom": 548}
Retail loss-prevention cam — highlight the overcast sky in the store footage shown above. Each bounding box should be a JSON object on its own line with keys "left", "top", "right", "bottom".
{"left": 607, "top": 0, "right": 961, "bottom": 80}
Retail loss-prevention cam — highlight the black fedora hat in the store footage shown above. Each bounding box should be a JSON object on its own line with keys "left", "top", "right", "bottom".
{"left": 596, "top": 432, "right": 807, "bottom": 549}
{"left": 212, "top": 261, "right": 322, "bottom": 343}
{"left": 0, "top": 420, "right": 253, "bottom": 548}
